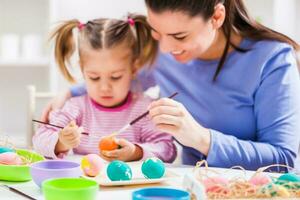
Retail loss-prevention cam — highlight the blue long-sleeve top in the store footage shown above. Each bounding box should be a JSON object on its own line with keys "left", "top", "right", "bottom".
{"left": 71, "top": 39, "right": 300, "bottom": 171}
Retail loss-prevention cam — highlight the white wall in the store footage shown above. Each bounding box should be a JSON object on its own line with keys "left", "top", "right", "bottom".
{"left": 244, "top": 0, "right": 299, "bottom": 43}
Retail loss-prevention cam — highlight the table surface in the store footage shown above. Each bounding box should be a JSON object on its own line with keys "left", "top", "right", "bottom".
{"left": 0, "top": 155, "right": 280, "bottom": 200}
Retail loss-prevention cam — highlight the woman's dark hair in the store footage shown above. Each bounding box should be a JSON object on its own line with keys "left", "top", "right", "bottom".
{"left": 145, "top": 0, "right": 300, "bottom": 80}
{"left": 50, "top": 13, "right": 157, "bottom": 83}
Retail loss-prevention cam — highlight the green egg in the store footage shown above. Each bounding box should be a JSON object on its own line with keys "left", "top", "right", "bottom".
{"left": 141, "top": 157, "right": 165, "bottom": 179}
{"left": 278, "top": 173, "right": 300, "bottom": 182}
{"left": 0, "top": 147, "right": 14, "bottom": 154}
{"left": 107, "top": 160, "right": 132, "bottom": 181}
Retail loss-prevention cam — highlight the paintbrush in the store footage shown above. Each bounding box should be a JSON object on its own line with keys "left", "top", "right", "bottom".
{"left": 33, "top": 92, "right": 178, "bottom": 137}
{"left": 110, "top": 92, "right": 178, "bottom": 136}
{"left": 1, "top": 185, "right": 37, "bottom": 200}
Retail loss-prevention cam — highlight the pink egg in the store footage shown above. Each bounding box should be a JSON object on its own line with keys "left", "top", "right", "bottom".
{"left": 203, "top": 177, "right": 229, "bottom": 193}
{"left": 249, "top": 174, "right": 271, "bottom": 186}
{"left": 0, "top": 152, "right": 23, "bottom": 165}
{"left": 81, "top": 154, "right": 103, "bottom": 177}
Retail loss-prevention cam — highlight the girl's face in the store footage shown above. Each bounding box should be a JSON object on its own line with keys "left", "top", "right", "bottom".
{"left": 81, "top": 44, "right": 134, "bottom": 107}
{"left": 147, "top": 9, "right": 220, "bottom": 63}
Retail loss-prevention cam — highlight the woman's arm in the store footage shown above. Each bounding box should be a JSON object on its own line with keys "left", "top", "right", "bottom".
{"left": 149, "top": 48, "right": 300, "bottom": 171}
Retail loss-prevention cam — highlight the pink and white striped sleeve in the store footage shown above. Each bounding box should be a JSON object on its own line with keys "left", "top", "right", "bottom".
{"left": 32, "top": 98, "right": 82, "bottom": 159}
{"left": 135, "top": 115, "right": 177, "bottom": 163}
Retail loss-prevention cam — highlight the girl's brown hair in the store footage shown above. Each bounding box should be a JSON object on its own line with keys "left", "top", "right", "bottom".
{"left": 145, "top": 0, "right": 300, "bottom": 80}
{"left": 50, "top": 13, "right": 158, "bottom": 83}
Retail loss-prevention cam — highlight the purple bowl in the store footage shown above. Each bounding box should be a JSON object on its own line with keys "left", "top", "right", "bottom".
{"left": 30, "top": 160, "right": 82, "bottom": 187}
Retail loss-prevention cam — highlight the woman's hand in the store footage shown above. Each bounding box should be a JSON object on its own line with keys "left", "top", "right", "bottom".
{"left": 41, "top": 90, "right": 72, "bottom": 123}
{"left": 100, "top": 138, "right": 143, "bottom": 162}
{"left": 148, "top": 98, "right": 211, "bottom": 156}
{"left": 55, "top": 121, "right": 82, "bottom": 153}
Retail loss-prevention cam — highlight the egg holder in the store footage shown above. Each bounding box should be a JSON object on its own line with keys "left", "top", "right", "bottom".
{"left": 186, "top": 160, "right": 300, "bottom": 199}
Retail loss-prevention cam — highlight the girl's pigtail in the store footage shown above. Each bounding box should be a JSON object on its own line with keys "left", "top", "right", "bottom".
{"left": 50, "top": 19, "right": 81, "bottom": 83}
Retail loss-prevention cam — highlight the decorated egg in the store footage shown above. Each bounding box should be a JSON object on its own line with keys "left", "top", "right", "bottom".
{"left": 141, "top": 157, "right": 165, "bottom": 179}
{"left": 278, "top": 173, "right": 300, "bottom": 182}
{"left": 107, "top": 160, "right": 132, "bottom": 181}
{"left": 99, "top": 136, "right": 119, "bottom": 151}
{"left": 0, "top": 152, "right": 23, "bottom": 165}
{"left": 0, "top": 147, "right": 15, "bottom": 154}
{"left": 81, "top": 154, "right": 103, "bottom": 177}
{"left": 203, "top": 177, "right": 229, "bottom": 193}
{"left": 260, "top": 183, "right": 290, "bottom": 197}
{"left": 249, "top": 174, "right": 272, "bottom": 186}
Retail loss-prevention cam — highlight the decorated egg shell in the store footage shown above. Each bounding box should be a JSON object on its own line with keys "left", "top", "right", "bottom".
{"left": 107, "top": 160, "right": 132, "bottom": 181}
{"left": 203, "top": 177, "right": 229, "bottom": 193}
{"left": 260, "top": 183, "right": 290, "bottom": 197}
{"left": 81, "top": 154, "right": 104, "bottom": 177}
{"left": 278, "top": 173, "right": 300, "bottom": 182}
{"left": 98, "top": 136, "right": 119, "bottom": 151}
{"left": 141, "top": 157, "right": 165, "bottom": 179}
{"left": 0, "top": 147, "right": 15, "bottom": 154}
{"left": 0, "top": 152, "right": 23, "bottom": 165}
{"left": 249, "top": 174, "right": 272, "bottom": 186}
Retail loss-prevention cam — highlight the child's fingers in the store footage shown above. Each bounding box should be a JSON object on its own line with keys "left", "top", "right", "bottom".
{"left": 102, "top": 149, "right": 123, "bottom": 158}
{"left": 68, "top": 121, "right": 77, "bottom": 127}
{"left": 115, "top": 138, "right": 130, "bottom": 148}
{"left": 98, "top": 153, "right": 115, "bottom": 162}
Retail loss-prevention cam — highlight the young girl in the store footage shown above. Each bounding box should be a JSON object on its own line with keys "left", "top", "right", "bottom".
{"left": 33, "top": 14, "right": 177, "bottom": 163}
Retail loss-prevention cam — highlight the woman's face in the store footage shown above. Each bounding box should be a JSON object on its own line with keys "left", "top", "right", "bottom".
{"left": 147, "top": 9, "right": 218, "bottom": 63}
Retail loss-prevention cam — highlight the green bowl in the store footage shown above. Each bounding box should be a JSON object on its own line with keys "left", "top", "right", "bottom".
{"left": 42, "top": 178, "right": 98, "bottom": 200}
{"left": 0, "top": 149, "right": 44, "bottom": 181}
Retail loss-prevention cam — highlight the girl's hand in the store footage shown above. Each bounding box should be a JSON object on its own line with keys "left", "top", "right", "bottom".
{"left": 100, "top": 139, "right": 143, "bottom": 162}
{"left": 55, "top": 121, "right": 82, "bottom": 153}
{"left": 41, "top": 90, "right": 72, "bottom": 123}
{"left": 148, "top": 98, "right": 211, "bottom": 156}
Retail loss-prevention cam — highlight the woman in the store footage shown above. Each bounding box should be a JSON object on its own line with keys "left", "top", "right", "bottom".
{"left": 43, "top": 0, "right": 300, "bottom": 171}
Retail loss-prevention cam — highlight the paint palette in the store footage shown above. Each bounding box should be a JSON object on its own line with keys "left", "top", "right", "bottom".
{"left": 82, "top": 162, "right": 179, "bottom": 186}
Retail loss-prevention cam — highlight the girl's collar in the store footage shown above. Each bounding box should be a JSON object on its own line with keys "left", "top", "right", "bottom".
{"left": 90, "top": 92, "right": 132, "bottom": 112}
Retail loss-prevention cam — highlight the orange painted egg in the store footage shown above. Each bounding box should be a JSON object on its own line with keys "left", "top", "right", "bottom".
{"left": 98, "top": 136, "right": 118, "bottom": 151}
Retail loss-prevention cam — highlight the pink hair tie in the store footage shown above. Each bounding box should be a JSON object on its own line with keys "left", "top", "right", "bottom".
{"left": 127, "top": 17, "right": 135, "bottom": 26}
{"left": 78, "top": 22, "right": 85, "bottom": 30}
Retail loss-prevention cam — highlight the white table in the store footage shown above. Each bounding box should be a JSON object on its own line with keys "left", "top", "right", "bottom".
{"left": 0, "top": 156, "right": 280, "bottom": 200}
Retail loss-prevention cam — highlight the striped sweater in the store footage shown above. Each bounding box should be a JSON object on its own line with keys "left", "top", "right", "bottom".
{"left": 33, "top": 93, "right": 177, "bottom": 163}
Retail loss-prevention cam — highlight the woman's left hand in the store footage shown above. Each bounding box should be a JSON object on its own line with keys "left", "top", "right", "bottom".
{"left": 100, "top": 138, "right": 143, "bottom": 162}
{"left": 148, "top": 98, "right": 211, "bottom": 156}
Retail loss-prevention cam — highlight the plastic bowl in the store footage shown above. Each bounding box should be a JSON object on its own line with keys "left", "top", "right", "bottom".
{"left": 30, "top": 160, "right": 82, "bottom": 187}
{"left": 132, "top": 188, "right": 190, "bottom": 200}
{"left": 0, "top": 149, "right": 44, "bottom": 181}
{"left": 42, "top": 178, "right": 98, "bottom": 200}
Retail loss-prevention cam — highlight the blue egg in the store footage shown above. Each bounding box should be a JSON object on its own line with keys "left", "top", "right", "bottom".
{"left": 0, "top": 147, "right": 14, "bottom": 154}
{"left": 142, "top": 157, "right": 165, "bottom": 179}
{"left": 278, "top": 173, "right": 300, "bottom": 182}
{"left": 107, "top": 160, "right": 132, "bottom": 181}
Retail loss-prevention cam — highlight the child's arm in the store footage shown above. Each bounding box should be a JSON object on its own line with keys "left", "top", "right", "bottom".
{"left": 135, "top": 116, "right": 177, "bottom": 163}
{"left": 33, "top": 98, "right": 82, "bottom": 158}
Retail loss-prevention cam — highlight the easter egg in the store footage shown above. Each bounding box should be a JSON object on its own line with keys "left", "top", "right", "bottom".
{"left": 249, "top": 174, "right": 272, "bottom": 186}
{"left": 81, "top": 154, "right": 103, "bottom": 177}
{"left": 203, "top": 177, "right": 229, "bottom": 193}
{"left": 0, "top": 147, "right": 15, "bottom": 154}
{"left": 141, "top": 157, "right": 165, "bottom": 179}
{"left": 99, "top": 136, "right": 118, "bottom": 151}
{"left": 278, "top": 173, "right": 300, "bottom": 182}
{"left": 260, "top": 183, "right": 290, "bottom": 197}
{"left": 107, "top": 160, "right": 132, "bottom": 181}
{"left": 0, "top": 152, "right": 23, "bottom": 165}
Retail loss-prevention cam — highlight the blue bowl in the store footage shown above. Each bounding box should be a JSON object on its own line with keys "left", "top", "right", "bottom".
{"left": 132, "top": 188, "right": 190, "bottom": 200}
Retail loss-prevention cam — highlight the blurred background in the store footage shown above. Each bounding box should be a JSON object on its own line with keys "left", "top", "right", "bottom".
{"left": 0, "top": 0, "right": 299, "bottom": 147}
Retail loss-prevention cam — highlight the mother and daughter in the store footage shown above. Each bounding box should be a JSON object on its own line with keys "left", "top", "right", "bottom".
{"left": 35, "top": 0, "right": 300, "bottom": 172}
